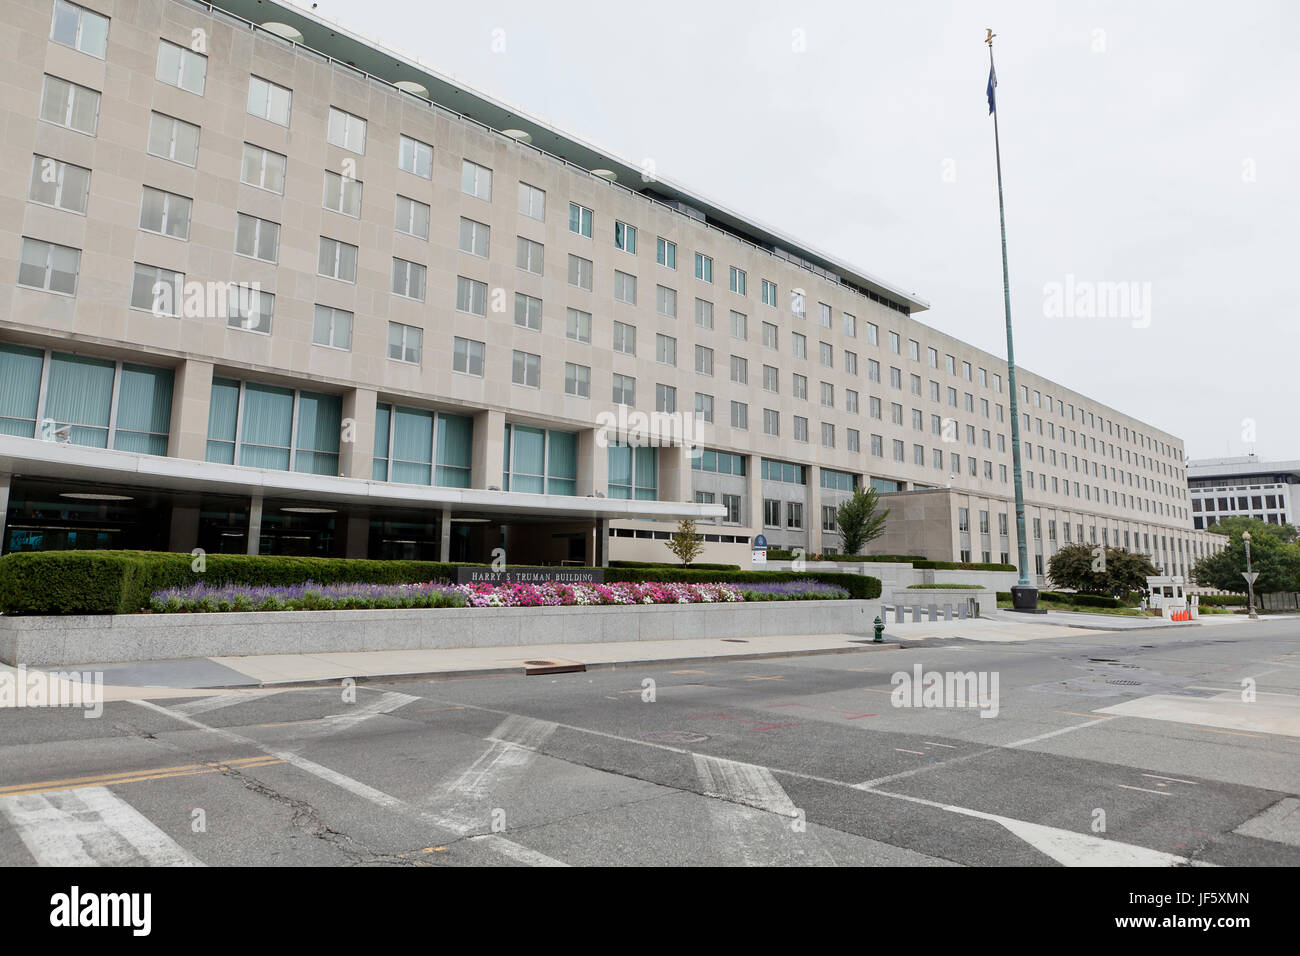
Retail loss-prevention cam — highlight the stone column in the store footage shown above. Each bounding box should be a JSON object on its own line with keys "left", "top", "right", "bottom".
{"left": 439, "top": 506, "right": 452, "bottom": 562}
{"left": 247, "top": 495, "right": 263, "bottom": 556}
{"left": 808, "top": 466, "right": 824, "bottom": 555}
{"left": 340, "top": 387, "right": 377, "bottom": 480}
{"left": 471, "top": 409, "right": 505, "bottom": 489}
{"left": 169, "top": 359, "right": 214, "bottom": 461}
{"left": 578, "top": 427, "right": 609, "bottom": 498}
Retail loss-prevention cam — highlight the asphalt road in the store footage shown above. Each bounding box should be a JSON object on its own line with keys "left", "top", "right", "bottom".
{"left": 2, "top": 617, "right": 1298, "bottom": 867}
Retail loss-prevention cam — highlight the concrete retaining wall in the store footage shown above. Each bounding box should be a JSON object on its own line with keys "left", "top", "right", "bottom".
{"left": 764, "top": 561, "right": 1016, "bottom": 595}
{"left": 0, "top": 599, "right": 874, "bottom": 666}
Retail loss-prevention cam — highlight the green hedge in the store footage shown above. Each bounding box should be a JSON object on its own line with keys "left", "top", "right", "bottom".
{"left": 605, "top": 567, "right": 882, "bottom": 600}
{"left": 907, "top": 583, "right": 984, "bottom": 589}
{"left": 1197, "top": 594, "right": 1247, "bottom": 606}
{"left": 764, "top": 550, "right": 926, "bottom": 563}
{"left": 1038, "top": 590, "right": 1124, "bottom": 609}
{"left": 0, "top": 550, "right": 883, "bottom": 613}
{"left": 911, "top": 560, "right": 1018, "bottom": 572}
{"left": 608, "top": 560, "right": 741, "bottom": 571}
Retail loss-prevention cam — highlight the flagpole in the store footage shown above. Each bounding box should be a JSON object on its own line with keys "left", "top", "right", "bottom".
{"left": 986, "top": 30, "right": 1037, "bottom": 609}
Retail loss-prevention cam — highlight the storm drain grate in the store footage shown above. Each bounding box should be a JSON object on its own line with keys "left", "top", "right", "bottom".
{"left": 1107, "top": 679, "right": 1142, "bottom": 686}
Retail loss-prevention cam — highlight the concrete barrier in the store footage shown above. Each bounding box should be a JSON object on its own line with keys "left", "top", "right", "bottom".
{"left": 0, "top": 599, "right": 875, "bottom": 667}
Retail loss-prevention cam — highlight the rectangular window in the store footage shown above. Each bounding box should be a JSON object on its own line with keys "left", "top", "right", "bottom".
{"left": 868, "top": 359, "right": 881, "bottom": 383}
{"left": 512, "top": 350, "right": 540, "bottom": 388}
{"left": 227, "top": 287, "right": 274, "bottom": 335}
{"left": 764, "top": 499, "right": 780, "bottom": 528}
{"left": 730, "top": 311, "right": 747, "bottom": 340}
{"left": 129, "top": 262, "right": 180, "bottom": 314}
{"left": 786, "top": 502, "right": 803, "bottom": 531}
{"left": 656, "top": 334, "right": 677, "bottom": 366}
{"left": 729, "top": 266, "right": 747, "bottom": 295}
{"left": 817, "top": 302, "right": 832, "bottom": 328}
{"left": 564, "top": 362, "right": 590, "bottom": 398}
{"left": 236, "top": 214, "right": 280, "bottom": 263}
{"left": 821, "top": 381, "right": 834, "bottom": 407}
{"left": 792, "top": 332, "right": 807, "bottom": 360}
{"left": 461, "top": 160, "right": 492, "bottom": 200}
{"left": 762, "top": 321, "right": 778, "bottom": 349}
{"left": 657, "top": 285, "right": 678, "bottom": 318}
{"left": 50, "top": 1, "right": 109, "bottom": 58}
{"left": 656, "top": 384, "right": 676, "bottom": 413}
{"left": 29, "top": 155, "right": 91, "bottom": 214}
{"left": 696, "top": 298, "right": 714, "bottom": 329}
{"left": 821, "top": 342, "right": 834, "bottom": 367}
{"left": 695, "top": 253, "right": 713, "bottom": 282}
{"left": 730, "top": 355, "right": 748, "bottom": 384}
{"left": 317, "top": 236, "right": 356, "bottom": 281}
{"left": 515, "top": 236, "right": 544, "bottom": 274}
{"left": 456, "top": 276, "right": 488, "bottom": 315}
{"left": 889, "top": 331, "right": 901, "bottom": 354}
{"left": 387, "top": 322, "right": 422, "bottom": 364}
{"left": 569, "top": 202, "right": 593, "bottom": 237}
{"left": 822, "top": 422, "right": 835, "bottom": 448}
{"left": 312, "top": 305, "right": 352, "bottom": 350}
{"left": 790, "top": 290, "right": 806, "bottom": 317}
{"left": 612, "top": 373, "right": 635, "bottom": 406}
{"left": 568, "top": 254, "right": 593, "bottom": 290}
{"left": 763, "top": 365, "right": 779, "bottom": 392}
{"left": 864, "top": 322, "right": 879, "bottom": 346}
{"left": 607, "top": 443, "right": 657, "bottom": 500}
{"left": 614, "top": 221, "right": 637, "bottom": 253}
{"left": 156, "top": 39, "right": 205, "bottom": 94}
{"left": 761, "top": 279, "right": 777, "bottom": 307}
{"left": 247, "top": 76, "right": 292, "bottom": 126}
{"left": 518, "top": 182, "right": 546, "bottom": 220}
{"left": 566, "top": 308, "right": 592, "bottom": 343}
{"left": 731, "top": 402, "right": 748, "bottom": 429}
{"left": 18, "top": 238, "right": 80, "bottom": 296}
{"left": 514, "top": 293, "right": 542, "bottom": 331}
{"left": 452, "top": 337, "right": 485, "bottom": 377}
{"left": 139, "top": 186, "right": 191, "bottom": 239}
{"left": 846, "top": 389, "right": 859, "bottom": 413}
{"left": 398, "top": 135, "right": 433, "bottom": 178}
{"left": 657, "top": 236, "right": 676, "bottom": 268}
{"left": 794, "top": 416, "right": 809, "bottom": 443}
{"left": 847, "top": 429, "right": 860, "bottom": 453}
{"left": 613, "top": 321, "right": 636, "bottom": 355}
{"left": 322, "top": 170, "right": 362, "bottom": 217}
{"left": 395, "top": 195, "right": 430, "bottom": 239}
{"left": 764, "top": 409, "right": 780, "bottom": 437}
{"left": 695, "top": 345, "right": 714, "bottom": 376}
{"left": 40, "top": 75, "right": 100, "bottom": 134}
{"left": 240, "top": 142, "right": 285, "bottom": 193}
{"left": 614, "top": 270, "right": 637, "bottom": 304}
{"left": 326, "top": 106, "right": 366, "bottom": 153}
{"left": 793, "top": 374, "right": 807, "bottom": 399}
{"left": 909, "top": 339, "right": 920, "bottom": 361}
{"left": 149, "top": 113, "right": 200, "bottom": 166}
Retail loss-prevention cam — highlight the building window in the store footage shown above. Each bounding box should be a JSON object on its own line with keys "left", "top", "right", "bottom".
{"left": 455, "top": 276, "right": 487, "bottom": 315}
{"left": 317, "top": 236, "right": 357, "bottom": 281}
{"left": 512, "top": 350, "right": 541, "bottom": 388}
{"left": 564, "top": 362, "right": 590, "bottom": 398}
{"left": 568, "top": 254, "right": 593, "bottom": 291}
{"left": 790, "top": 289, "right": 806, "bottom": 316}
{"left": 695, "top": 253, "right": 713, "bottom": 282}
{"left": 786, "top": 502, "right": 804, "bottom": 531}
{"left": 514, "top": 293, "right": 542, "bottom": 331}
{"left": 569, "top": 202, "right": 593, "bottom": 237}
{"left": 762, "top": 365, "right": 778, "bottom": 393}
{"left": 322, "top": 170, "right": 362, "bottom": 217}
{"left": 848, "top": 429, "right": 860, "bottom": 453}
{"left": 731, "top": 402, "right": 748, "bottom": 429}
{"left": 655, "top": 384, "right": 676, "bottom": 413}
{"left": 614, "top": 221, "right": 637, "bottom": 253}
{"left": 453, "top": 337, "right": 485, "bottom": 377}
{"left": 730, "top": 311, "right": 747, "bottom": 340}
{"left": 40, "top": 75, "right": 100, "bottom": 135}
{"left": 762, "top": 321, "right": 778, "bottom": 349}
{"left": 50, "top": 1, "right": 109, "bottom": 58}
{"left": 387, "top": 322, "right": 422, "bottom": 364}
{"left": 237, "top": 214, "right": 280, "bottom": 263}
{"left": 729, "top": 267, "right": 747, "bottom": 296}
{"left": 613, "top": 321, "right": 636, "bottom": 355}
{"left": 566, "top": 308, "right": 592, "bottom": 343}
{"left": 730, "top": 355, "right": 748, "bottom": 384}
{"left": 821, "top": 342, "right": 834, "bottom": 367}
{"left": 822, "top": 506, "right": 838, "bottom": 533}
{"left": 207, "top": 379, "right": 340, "bottom": 474}
{"left": 657, "top": 285, "right": 678, "bottom": 318}
{"left": 461, "top": 160, "right": 492, "bottom": 200}
{"left": 226, "top": 287, "right": 273, "bottom": 335}
{"left": 657, "top": 237, "right": 676, "bottom": 268}
{"left": 793, "top": 374, "right": 807, "bottom": 400}
{"left": 656, "top": 334, "right": 677, "bottom": 366}
{"left": 137, "top": 185, "right": 192, "bottom": 240}
{"left": 822, "top": 423, "right": 835, "bottom": 448}
{"left": 763, "top": 409, "right": 780, "bottom": 437}
{"left": 18, "top": 238, "right": 80, "bottom": 296}
{"left": 518, "top": 182, "right": 546, "bottom": 220}
{"left": 240, "top": 142, "right": 285, "bottom": 192}
{"left": 399, "top": 135, "right": 433, "bottom": 178}
{"left": 614, "top": 270, "right": 638, "bottom": 304}
{"left": 504, "top": 425, "right": 578, "bottom": 495}
{"left": 391, "top": 258, "right": 426, "bottom": 301}
{"left": 695, "top": 393, "right": 714, "bottom": 423}
{"left": 29, "top": 155, "right": 91, "bottom": 214}
{"left": 248, "top": 76, "right": 292, "bottom": 126}
{"left": 326, "top": 106, "right": 366, "bottom": 153}
{"left": 128, "top": 263, "right": 180, "bottom": 314}
{"left": 761, "top": 279, "right": 777, "bottom": 307}
{"left": 156, "top": 40, "right": 205, "bottom": 94}
{"left": 764, "top": 499, "right": 781, "bottom": 528}
{"left": 457, "top": 218, "right": 491, "bottom": 257}
{"left": 696, "top": 299, "right": 714, "bottom": 329}
{"left": 608, "top": 444, "right": 657, "bottom": 500}
{"left": 371, "top": 404, "right": 473, "bottom": 487}
{"left": 516, "top": 236, "right": 544, "bottom": 274}
{"left": 312, "top": 305, "right": 352, "bottom": 351}
{"left": 792, "top": 333, "right": 807, "bottom": 360}
{"left": 150, "top": 113, "right": 200, "bottom": 166}
{"left": 794, "top": 416, "right": 809, "bottom": 443}
{"left": 612, "top": 373, "right": 635, "bottom": 406}
{"left": 395, "top": 195, "right": 431, "bottom": 239}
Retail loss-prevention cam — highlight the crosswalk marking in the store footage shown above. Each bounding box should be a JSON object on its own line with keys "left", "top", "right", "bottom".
{"left": 169, "top": 691, "right": 283, "bottom": 718}
{"left": 0, "top": 787, "right": 202, "bottom": 867}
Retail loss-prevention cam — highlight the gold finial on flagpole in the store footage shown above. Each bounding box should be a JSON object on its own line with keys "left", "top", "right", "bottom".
{"left": 985, "top": 28, "right": 996, "bottom": 46}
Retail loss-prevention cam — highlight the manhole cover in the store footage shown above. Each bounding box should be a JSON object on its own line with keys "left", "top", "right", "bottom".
{"left": 1107, "top": 679, "right": 1142, "bottom": 686}
{"left": 639, "top": 731, "right": 709, "bottom": 745}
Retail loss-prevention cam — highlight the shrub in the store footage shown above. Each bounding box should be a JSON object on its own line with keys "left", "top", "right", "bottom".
{"left": 1196, "top": 593, "right": 1248, "bottom": 606}
{"left": 911, "top": 560, "right": 1018, "bottom": 572}
{"left": 608, "top": 561, "right": 740, "bottom": 571}
{"left": 605, "top": 566, "right": 881, "bottom": 600}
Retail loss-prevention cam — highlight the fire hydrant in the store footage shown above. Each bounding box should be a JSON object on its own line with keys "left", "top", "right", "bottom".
{"left": 873, "top": 616, "right": 885, "bottom": 643}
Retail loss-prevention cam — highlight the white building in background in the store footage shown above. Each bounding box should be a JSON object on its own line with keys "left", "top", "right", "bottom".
{"left": 1188, "top": 456, "right": 1300, "bottom": 530}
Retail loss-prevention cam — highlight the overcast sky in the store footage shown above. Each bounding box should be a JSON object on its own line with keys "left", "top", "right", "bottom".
{"left": 299, "top": 0, "right": 1298, "bottom": 461}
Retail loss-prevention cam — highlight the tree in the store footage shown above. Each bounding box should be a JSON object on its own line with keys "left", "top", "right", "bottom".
{"left": 834, "top": 486, "right": 890, "bottom": 556}
{"left": 1047, "top": 544, "right": 1157, "bottom": 594}
{"left": 1192, "top": 519, "right": 1300, "bottom": 594}
{"left": 665, "top": 518, "right": 704, "bottom": 567}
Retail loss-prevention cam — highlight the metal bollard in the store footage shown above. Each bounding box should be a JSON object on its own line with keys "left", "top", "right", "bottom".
{"left": 896, "top": 605, "right": 905, "bottom": 623}
{"left": 928, "top": 604, "right": 938, "bottom": 621}
{"left": 958, "top": 603, "right": 967, "bottom": 620}
{"left": 912, "top": 605, "right": 923, "bottom": 623}
{"left": 945, "top": 604, "right": 954, "bottom": 621}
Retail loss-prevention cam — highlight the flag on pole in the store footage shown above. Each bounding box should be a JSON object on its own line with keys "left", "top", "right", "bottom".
{"left": 987, "top": 64, "right": 997, "bottom": 114}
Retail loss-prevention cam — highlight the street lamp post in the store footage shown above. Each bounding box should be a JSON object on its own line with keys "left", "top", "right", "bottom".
{"left": 1242, "top": 531, "right": 1258, "bottom": 619}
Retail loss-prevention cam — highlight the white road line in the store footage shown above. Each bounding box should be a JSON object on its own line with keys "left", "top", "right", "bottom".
{"left": 0, "top": 786, "right": 202, "bottom": 867}
{"left": 1118, "top": 784, "right": 1172, "bottom": 796}
{"left": 169, "top": 691, "right": 282, "bottom": 718}
{"left": 471, "top": 834, "right": 567, "bottom": 867}
{"left": 314, "top": 691, "right": 420, "bottom": 733}
{"left": 132, "top": 698, "right": 566, "bottom": 867}
{"left": 694, "top": 754, "right": 798, "bottom": 817}
{"left": 895, "top": 748, "right": 926, "bottom": 755}
{"left": 1143, "top": 773, "right": 1197, "bottom": 785}
{"left": 1005, "top": 717, "right": 1114, "bottom": 748}
{"left": 923, "top": 741, "right": 958, "bottom": 749}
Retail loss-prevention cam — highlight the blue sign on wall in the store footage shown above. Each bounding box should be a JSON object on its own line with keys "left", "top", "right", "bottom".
{"left": 753, "top": 534, "right": 768, "bottom": 549}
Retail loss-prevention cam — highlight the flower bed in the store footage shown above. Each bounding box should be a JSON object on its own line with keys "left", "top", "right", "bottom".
{"left": 146, "top": 577, "right": 858, "bottom": 612}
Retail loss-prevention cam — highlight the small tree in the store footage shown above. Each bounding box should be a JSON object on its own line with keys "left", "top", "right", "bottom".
{"left": 666, "top": 517, "right": 705, "bottom": 567}
{"left": 1048, "top": 544, "right": 1157, "bottom": 594}
{"left": 835, "top": 486, "right": 890, "bottom": 556}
